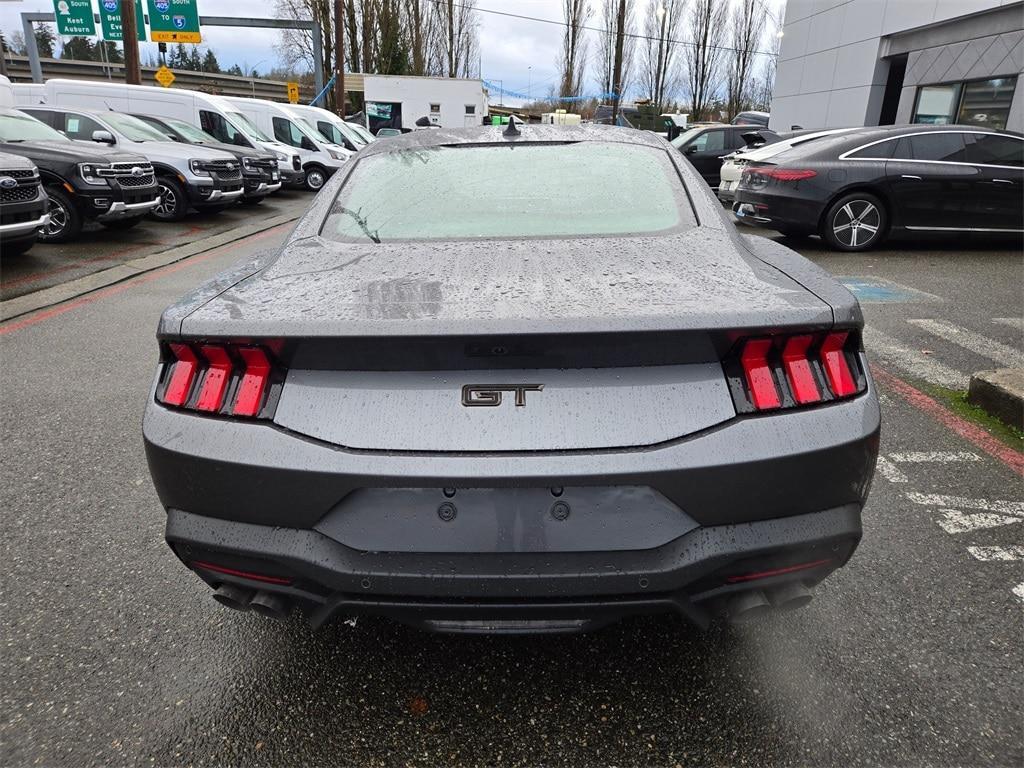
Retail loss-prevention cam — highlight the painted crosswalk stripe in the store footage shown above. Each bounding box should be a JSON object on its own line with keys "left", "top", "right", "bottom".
{"left": 936, "top": 509, "right": 1022, "bottom": 534}
{"left": 992, "top": 317, "right": 1023, "bottom": 332}
{"left": 905, "top": 492, "right": 1024, "bottom": 515}
{"left": 1013, "top": 583, "right": 1024, "bottom": 604}
{"left": 888, "top": 451, "right": 981, "bottom": 463}
{"left": 967, "top": 545, "right": 1024, "bottom": 561}
{"left": 908, "top": 319, "right": 1023, "bottom": 368}
{"left": 876, "top": 456, "right": 908, "bottom": 483}
{"left": 864, "top": 327, "right": 969, "bottom": 390}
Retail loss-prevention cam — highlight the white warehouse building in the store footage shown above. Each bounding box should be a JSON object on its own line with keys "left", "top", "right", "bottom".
{"left": 769, "top": 0, "right": 1023, "bottom": 133}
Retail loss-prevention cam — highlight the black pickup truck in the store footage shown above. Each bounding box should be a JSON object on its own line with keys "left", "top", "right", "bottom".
{"left": 0, "top": 149, "right": 49, "bottom": 255}
{"left": 0, "top": 107, "right": 159, "bottom": 242}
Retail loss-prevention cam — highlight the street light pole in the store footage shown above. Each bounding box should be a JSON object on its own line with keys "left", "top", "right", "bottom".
{"left": 249, "top": 60, "right": 267, "bottom": 98}
{"left": 334, "top": 0, "right": 346, "bottom": 117}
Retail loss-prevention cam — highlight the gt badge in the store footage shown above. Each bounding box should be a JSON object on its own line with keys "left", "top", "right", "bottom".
{"left": 461, "top": 384, "right": 544, "bottom": 407}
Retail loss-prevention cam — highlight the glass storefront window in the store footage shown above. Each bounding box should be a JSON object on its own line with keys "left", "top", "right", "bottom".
{"left": 956, "top": 77, "right": 1017, "bottom": 130}
{"left": 912, "top": 76, "right": 1018, "bottom": 130}
{"left": 913, "top": 84, "right": 961, "bottom": 124}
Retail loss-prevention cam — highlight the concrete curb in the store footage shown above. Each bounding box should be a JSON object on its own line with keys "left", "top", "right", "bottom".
{"left": 0, "top": 212, "right": 299, "bottom": 323}
{"left": 967, "top": 369, "right": 1024, "bottom": 429}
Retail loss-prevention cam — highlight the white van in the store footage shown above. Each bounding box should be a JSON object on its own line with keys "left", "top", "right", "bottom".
{"left": 226, "top": 97, "right": 352, "bottom": 191}
{"left": 281, "top": 103, "right": 368, "bottom": 153}
{"left": 22, "top": 79, "right": 305, "bottom": 188}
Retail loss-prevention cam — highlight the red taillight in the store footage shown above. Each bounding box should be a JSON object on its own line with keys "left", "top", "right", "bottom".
{"left": 821, "top": 331, "right": 857, "bottom": 397}
{"left": 163, "top": 343, "right": 198, "bottom": 406}
{"left": 726, "top": 331, "right": 865, "bottom": 414}
{"left": 157, "top": 341, "right": 280, "bottom": 419}
{"left": 195, "top": 344, "right": 233, "bottom": 412}
{"left": 740, "top": 338, "right": 780, "bottom": 410}
{"left": 232, "top": 346, "right": 272, "bottom": 417}
{"left": 743, "top": 167, "right": 817, "bottom": 182}
{"left": 725, "top": 558, "right": 833, "bottom": 584}
{"left": 781, "top": 335, "right": 821, "bottom": 404}
{"left": 192, "top": 560, "right": 292, "bottom": 585}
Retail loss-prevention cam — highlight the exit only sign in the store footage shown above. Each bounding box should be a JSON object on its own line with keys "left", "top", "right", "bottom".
{"left": 147, "top": 0, "right": 201, "bottom": 44}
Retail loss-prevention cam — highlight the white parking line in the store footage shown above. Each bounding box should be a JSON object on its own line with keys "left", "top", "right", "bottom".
{"left": 1014, "top": 584, "right": 1024, "bottom": 604}
{"left": 905, "top": 492, "right": 1024, "bottom": 515}
{"left": 967, "top": 545, "right": 1024, "bottom": 561}
{"left": 908, "top": 319, "right": 1023, "bottom": 368}
{"left": 992, "top": 317, "right": 1024, "bottom": 332}
{"left": 888, "top": 451, "right": 981, "bottom": 463}
{"left": 863, "top": 327, "right": 969, "bottom": 390}
{"left": 936, "top": 509, "right": 1022, "bottom": 534}
{"left": 876, "top": 456, "right": 909, "bottom": 483}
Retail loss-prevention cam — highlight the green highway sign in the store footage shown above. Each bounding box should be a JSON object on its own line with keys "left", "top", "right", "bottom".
{"left": 147, "top": 0, "right": 201, "bottom": 44}
{"left": 99, "top": 0, "right": 148, "bottom": 42}
{"left": 52, "top": 0, "right": 96, "bottom": 36}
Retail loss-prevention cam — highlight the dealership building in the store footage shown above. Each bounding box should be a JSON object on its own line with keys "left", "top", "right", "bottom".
{"left": 769, "top": 0, "right": 1023, "bottom": 132}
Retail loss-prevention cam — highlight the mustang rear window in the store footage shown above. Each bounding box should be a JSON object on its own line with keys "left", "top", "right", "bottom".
{"left": 322, "top": 142, "right": 694, "bottom": 242}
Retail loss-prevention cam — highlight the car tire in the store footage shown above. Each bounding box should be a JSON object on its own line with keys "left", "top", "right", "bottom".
{"left": 101, "top": 216, "right": 143, "bottom": 230}
{"left": 239, "top": 195, "right": 265, "bottom": 206}
{"left": 152, "top": 176, "right": 189, "bottom": 221}
{"left": 1, "top": 234, "right": 37, "bottom": 256}
{"left": 821, "top": 192, "right": 887, "bottom": 252}
{"left": 38, "top": 187, "right": 82, "bottom": 244}
{"left": 304, "top": 165, "right": 328, "bottom": 192}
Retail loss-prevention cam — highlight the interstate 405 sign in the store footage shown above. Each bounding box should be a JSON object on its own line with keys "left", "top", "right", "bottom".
{"left": 147, "top": 0, "right": 202, "bottom": 44}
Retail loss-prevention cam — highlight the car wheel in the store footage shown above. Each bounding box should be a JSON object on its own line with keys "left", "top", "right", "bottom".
{"left": 821, "top": 192, "right": 886, "bottom": 251}
{"left": 101, "top": 216, "right": 143, "bottom": 230}
{"left": 152, "top": 176, "right": 189, "bottom": 221}
{"left": 239, "top": 195, "right": 265, "bottom": 206}
{"left": 304, "top": 165, "right": 327, "bottom": 191}
{"left": 39, "top": 187, "right": 82, "bottom": 243}
{"left": 1, "top": 234, "right": 37, "bottom": 256}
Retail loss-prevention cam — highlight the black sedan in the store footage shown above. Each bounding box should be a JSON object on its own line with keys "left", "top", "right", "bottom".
{"left": 733, "top": 124, "right": 1023, "bottom": 251}
{"left": 143, "top": 124, "right": 879, "bottom": 635}
{"left": 671, "top": 123, "right": 778, "bottom": 190}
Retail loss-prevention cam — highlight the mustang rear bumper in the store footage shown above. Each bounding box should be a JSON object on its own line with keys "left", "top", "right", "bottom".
{"left": 144, "top": 368, "right": 879, "bottom": 632}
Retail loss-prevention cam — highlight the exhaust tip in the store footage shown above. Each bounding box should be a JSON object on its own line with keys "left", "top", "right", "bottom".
{"left": 249, "top": 591, "right": 291, "bottom": 621}
{"left": 727, "top": 590, "right": 772, "bottom": 624}
{"left": 768, "top": 582, "right": 813, "bottom": 612}
{"left": 212, "top": 583, "right": 254, "bottom": 611}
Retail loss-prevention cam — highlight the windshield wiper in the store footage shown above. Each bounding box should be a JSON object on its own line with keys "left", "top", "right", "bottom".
{"left": 335, "top": 206, "right": 381, "bottom": 243}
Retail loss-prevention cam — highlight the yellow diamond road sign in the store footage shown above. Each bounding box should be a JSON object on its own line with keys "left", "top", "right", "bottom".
{"left": 287, "top": 82, "right": 300, "bottom": 104}
{"left": 155, "top": 65, "right": 175, "bottom": 88}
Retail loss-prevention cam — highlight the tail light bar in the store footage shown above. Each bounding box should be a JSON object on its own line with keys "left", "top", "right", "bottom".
{"left": 740, "top": 166, "right": 817, "bottom": 189}
{"left": 156, "top": 342, "right": 285, "bottom": 420}
{"left": 724, "top": 330, "right": 867, "bottom": 414}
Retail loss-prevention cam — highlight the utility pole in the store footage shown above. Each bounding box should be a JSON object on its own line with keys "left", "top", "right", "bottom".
{"left": 610, "top": 0, "right": 626, "bottom": 121}
{"left": 333, "top": 0, "right": 345, "bottom": 116}
{"left": 121, "top": 0, "right": 142, "bottom": 84}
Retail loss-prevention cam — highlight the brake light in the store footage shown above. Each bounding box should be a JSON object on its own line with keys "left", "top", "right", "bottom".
{"left": 740, "top": 338, "right": 780, "bottom": 410}
{"left": 742, "top": 167, "right": 817, "bottom": 182}
{"left": 725, "top": 331, "right": 866, "bottom": 414}
{"left": 192, "top": 561, "right": 293, "bottom": 585}
{"left": 156, "top": 342, "right": 283, "bottom": 420}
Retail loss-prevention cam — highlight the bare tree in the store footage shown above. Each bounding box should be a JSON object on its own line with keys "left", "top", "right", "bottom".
{"left": 595, "top": 0, "right": 635, "bottom": 105}
{"left": 749, "top": 17, "right": 782, "bottom": 111}
{"left": 405, "top": 0, "right": 434, "bottom": 75}
{"left": 725, "top": 0, "right": 767, "bottom": 119}
{"left": 433, "top": 0, "right": 479, "bottom": 77}
{"left": 639, "top": 0, "right": 685, "bottom": 111}
{"left": 274, "top": 0, "right": 332, "bottom": 80}
{"left": 557, "top": 0, "right": 591, "bottom": 98}
{"left": 682, "top": 0, "right": 729, "bottom": 121}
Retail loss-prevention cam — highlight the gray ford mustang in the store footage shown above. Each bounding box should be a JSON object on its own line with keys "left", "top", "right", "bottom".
{"left": 144, "top": 124, "right": 880, "bottom": 634}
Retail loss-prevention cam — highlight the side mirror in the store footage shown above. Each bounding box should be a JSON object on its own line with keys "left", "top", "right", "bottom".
{"left": 300, "top": 136, "right": 317, "bottom": 151}
{"left": 92, "top": 129, "right": 115, "bottom": 144}
{"left": 685, "top": 144, "right": 698, "bottom": 155}
{"left": 233, "top": 134, "right": 248, "bottom": 146}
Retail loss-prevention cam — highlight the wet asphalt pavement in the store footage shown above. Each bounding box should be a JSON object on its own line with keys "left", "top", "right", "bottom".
{"left": 1, "top": 217, "right": 1022, "bottom": 766}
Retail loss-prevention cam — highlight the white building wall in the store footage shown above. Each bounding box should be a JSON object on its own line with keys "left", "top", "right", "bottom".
{"left": 770, "top": 0, "right": 1018, "bottom": 130}
{"left": 363, "top": 75, "right": 488, "bottom": 129}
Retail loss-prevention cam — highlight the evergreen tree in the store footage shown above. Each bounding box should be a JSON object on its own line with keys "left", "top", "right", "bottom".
{"left": 201, "top": 49, "right": 221, "bottom": 73}
{"left": 35, "top": 25, "right": 57, "bottom": 58}
{"left": 61, "top": 36, "right": 96, "bottom": 61}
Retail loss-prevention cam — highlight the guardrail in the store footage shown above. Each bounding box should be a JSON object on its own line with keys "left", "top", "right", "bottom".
{"left": 1, "top": 54, "right": 366, "bottom": 103}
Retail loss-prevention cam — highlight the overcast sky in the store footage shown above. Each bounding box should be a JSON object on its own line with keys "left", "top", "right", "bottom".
{"left": 1, "top": 0, "right": 786, "bottom": 104}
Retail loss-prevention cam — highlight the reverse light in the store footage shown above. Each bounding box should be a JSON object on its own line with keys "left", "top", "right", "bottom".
{"left": 725, "top": 331, "right": 866, "bottom": 414}
{"left": 156, "top": 342, "right": 283, "bottom": 420}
